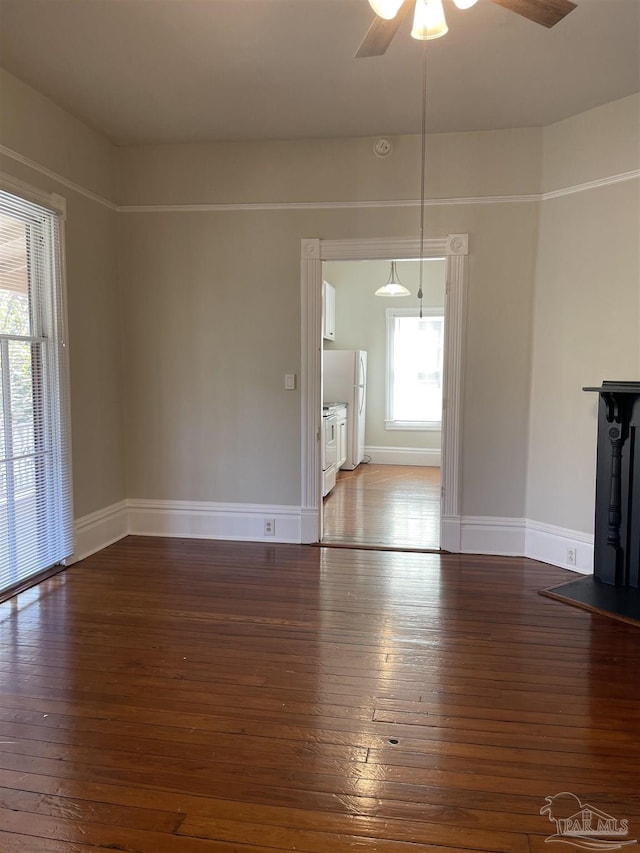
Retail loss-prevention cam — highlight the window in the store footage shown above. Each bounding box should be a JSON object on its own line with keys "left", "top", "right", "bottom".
{"left": 385, "top": 307, "right": 444, "bottom": 430}
{"left": 0, "top": 184, "right": 72, "bottom": 600}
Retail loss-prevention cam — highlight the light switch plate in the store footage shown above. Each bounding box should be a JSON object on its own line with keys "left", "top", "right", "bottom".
{"left": 285, "top": 374, "right": 296, "bottom": 390}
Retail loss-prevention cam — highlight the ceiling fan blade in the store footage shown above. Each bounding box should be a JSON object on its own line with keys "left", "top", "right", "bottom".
{"left": 355, "top": 0, "right": 415, "bottom": 58}
{"left": 490, "top": 0, "right": 577, "bottom": 28}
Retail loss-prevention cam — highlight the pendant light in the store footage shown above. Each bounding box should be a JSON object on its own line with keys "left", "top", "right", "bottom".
{"left": 375, "top": 260, "right": 411, "bottom": 297}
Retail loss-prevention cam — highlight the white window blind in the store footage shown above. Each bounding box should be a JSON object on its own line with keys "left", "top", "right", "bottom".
{"left": 0, "top": 188, "right": 73, "bottom": 598}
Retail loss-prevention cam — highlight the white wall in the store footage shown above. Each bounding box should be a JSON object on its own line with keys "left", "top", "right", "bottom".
{"left": 2, "top": 62, "right": 638, "bottom": 565}
{"left": 117, "top": 130, "right": 542, "bottom": 521}
{"left": 0, "top": 69, "right": 126, "bottom": 530}
{"left": 526, "top": 95, "right": 640, "bottom": 538}
{"left": 116, "top": 127, "right": 543, "bottom": 206}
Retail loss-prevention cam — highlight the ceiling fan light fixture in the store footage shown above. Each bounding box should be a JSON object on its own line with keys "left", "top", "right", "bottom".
{"left": 375, "top": 261, "right": 411, "bottom": 297}
{"left": 452, "top": 0, "right": 479, "bottom": 9}
{"left": 367, "top": 0, "right": 404, "bottom": 20}
{"left": 411, "top": 0, "right": 448, "bottom": 41}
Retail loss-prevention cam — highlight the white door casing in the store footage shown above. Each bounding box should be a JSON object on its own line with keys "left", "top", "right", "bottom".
{"left": 300, "top": 235, "right": 468, "bottom": 549}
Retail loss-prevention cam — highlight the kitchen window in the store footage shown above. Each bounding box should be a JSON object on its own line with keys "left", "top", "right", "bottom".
{"left": 0, "top": 183, "right": 73, "bottom": 601}
{"left": 385, "top": 307, "right": 444, "bottom": 430}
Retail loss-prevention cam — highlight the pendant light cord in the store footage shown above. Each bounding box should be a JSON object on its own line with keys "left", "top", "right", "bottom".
{"left": 417, "top": 42, "right": 427, "bottom": 318}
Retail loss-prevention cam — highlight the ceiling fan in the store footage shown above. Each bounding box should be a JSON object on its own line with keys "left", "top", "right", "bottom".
{"left": 355, "top": 0, "right": 577, "bottom": 57}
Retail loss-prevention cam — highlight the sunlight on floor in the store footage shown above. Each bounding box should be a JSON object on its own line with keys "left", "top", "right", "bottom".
{"left": 322, "top": 464, "right": 440, "bottom": 550}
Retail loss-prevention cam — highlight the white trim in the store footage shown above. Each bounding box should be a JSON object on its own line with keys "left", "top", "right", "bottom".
{"left": 1, "top": 143, "right": 637, "bottom": 217}
{"left": 0, "top": 145, "right": 117, "bottom": 211}
{"left": 300, "top": 508, "right": 320, "bottom": 544}
{"left": 440, "top": 515, "right": 461, "bottom": 552}
{"left": 117, "top": 170, "right": 639, "bottom": 213}
{"left": 68, "top": 504, "right": 594, "bottom": 575}
{"left": 56, "top": 213, "right": 75, "bottom": 563}
{"left": 0, "top": 171, "right": 67, "bottom": 217}
{"left": 460, "top": 516, "right": 527, "bottom": 556}
{"left": 384, "top": 421, "right": 441, "bottom": 431}
{"left": 302, "top": 234, "right": 468, "bottom": 549}
{"left": 70, "top": 500, "right": 128, "bottom": 563}
{"left": 303, "top": 234, "right": 469, "bottom": 262}
{"left": 444, "top": 514, "right": 593, "bottom": 574}
{"left": 127, "top": 499, "right": 302, "bottom": 544}
{"left": 364, "top": 446, "right": 440, "bottom": 467}
{"left": 300, "top": 238, "right": 323, "bottom": 543}
{"left": 525, "top": 519, "right": 594, "bottom": 574}
{"left": 541, "top": 169, "right": 640, "bottom": 201}
{"left": 440, "top": 251, "right": 467, "bottom": 544}
{"left": 119, "top": 196, "right": 539, "bottom": 213}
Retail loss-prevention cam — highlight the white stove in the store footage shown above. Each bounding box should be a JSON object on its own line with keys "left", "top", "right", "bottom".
{"left": 321, "top": 407, "right": 338, "bottom": 497}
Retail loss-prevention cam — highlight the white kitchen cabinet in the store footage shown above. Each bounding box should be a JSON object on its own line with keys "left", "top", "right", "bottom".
{"left": 323, "top": 281, "right": 335, "bottom": 341}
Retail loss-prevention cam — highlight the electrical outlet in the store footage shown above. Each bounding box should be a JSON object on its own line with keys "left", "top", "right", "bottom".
{"left": 567, "top": 547, "right": 576, "bottom": 566}
{"left": 264, "top": 519, "right": 275, "bottom": 536}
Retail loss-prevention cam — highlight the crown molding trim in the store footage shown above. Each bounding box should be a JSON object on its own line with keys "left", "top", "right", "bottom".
{"left": 116, "top": 169, "right": 639, "bottom": 212}
{"left": 117, "top": 195, "right": 539, "bottom": 213}
{"left": 1, "top": 141, "right": 637, "bottom": 214}
{"left": 0, "top": 144, "right": 117, "bottom": 211}
{"left": 540, "top": 168, "right": 640, "bottom": 201}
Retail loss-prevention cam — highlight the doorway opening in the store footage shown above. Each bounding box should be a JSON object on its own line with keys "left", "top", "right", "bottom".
{"left": 300, "top": 234, "right": 468, "bottom": 553}
{"left": 320, "top": 258, "right": 444, "bottom": 550}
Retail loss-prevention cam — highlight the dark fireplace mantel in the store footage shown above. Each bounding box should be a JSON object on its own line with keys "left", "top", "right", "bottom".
{"left": 583, "top": 381, "right": 640, "bottom": 589}
{"left": 541, "top": 381, "right": 640, "bottom": 625}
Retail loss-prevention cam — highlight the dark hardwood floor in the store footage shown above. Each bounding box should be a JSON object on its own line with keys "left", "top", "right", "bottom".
{"left": 323, "top": 464, "right": 440, "bottom": 549}
{"left": 0, "top": 535, "right": 639, "bottom": 851}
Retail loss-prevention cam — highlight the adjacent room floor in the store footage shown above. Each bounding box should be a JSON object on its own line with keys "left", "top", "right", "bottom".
{"left": 1, "top": 535, "right": 639, "bottom": 852}
{"left": 322, "top": 463, "right": 441, "bottom": 550}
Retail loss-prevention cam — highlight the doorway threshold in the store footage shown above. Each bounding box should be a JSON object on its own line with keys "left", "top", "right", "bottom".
{"left": 315, "top": 542, "right": 446, "bottom": 555}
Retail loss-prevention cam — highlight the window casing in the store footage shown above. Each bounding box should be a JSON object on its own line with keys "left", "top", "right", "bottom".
{"left": 385, "top": 307, "right": 444, "bottom": 431}
{"left": 0, "top": 181, "right": 72, "bottom": 599}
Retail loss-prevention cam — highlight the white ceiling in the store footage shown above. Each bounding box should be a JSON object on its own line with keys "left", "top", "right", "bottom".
{"left": 0, "top": 0, "right": 638, "bottom": 145}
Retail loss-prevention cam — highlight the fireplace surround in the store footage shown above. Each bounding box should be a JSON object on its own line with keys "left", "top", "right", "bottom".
{"left": 541, "top": 381, "right": 640, "bottom": 625}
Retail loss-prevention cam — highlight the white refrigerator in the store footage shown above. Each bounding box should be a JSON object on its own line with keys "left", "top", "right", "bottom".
{"left": 323, "top": 350, "right": 367, "bottom": 470}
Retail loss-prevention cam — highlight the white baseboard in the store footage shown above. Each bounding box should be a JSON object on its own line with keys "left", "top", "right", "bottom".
{"left": 70, "top": 499, "right": 594, "bottom": 576}
{"left": 72, "top": 500, "right": 128, "bottom": 563}
{"left": 460, "top": 516, "right": 526, "bottom": 556}
{"left": 446, "top": 514, "right": 593, "bottom": 573}
{"left": 127, "top": 499, "right": 302, "bottom": 543}
{"left": 440, "top": 515, "right": 460, "bottom": 552}
{"left": 525, "top": 519, "right": 594, "bottom": 574}
{"left": 364, "top": 446, "right": 440, "bottom": 467}
{"left": 300, "top": 508, "right": 320, "bottom": 544}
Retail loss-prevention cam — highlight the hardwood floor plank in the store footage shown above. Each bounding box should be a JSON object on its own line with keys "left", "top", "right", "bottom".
{"left": 2, "top": 702, "right": 638, "bottom": 766}
{"left": 178, "top": 812, "right": 530, "bottom": 853}
{"left": 0, "top": 536, "right": 638, "bottom": 850}
{"left": 0, "top": 833, "right": 108, "bottom": 853}
{"left": 0, "top": 807, "right": 306, "bottom": 852}
{"left": 323, "top": 464, "right": 441, "bottom": 549}
{"left": 0, "top": 786, "right": 182, "bottom": 832}
{"left": 4, "top": 763, "right": 634, "bottom": 840}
